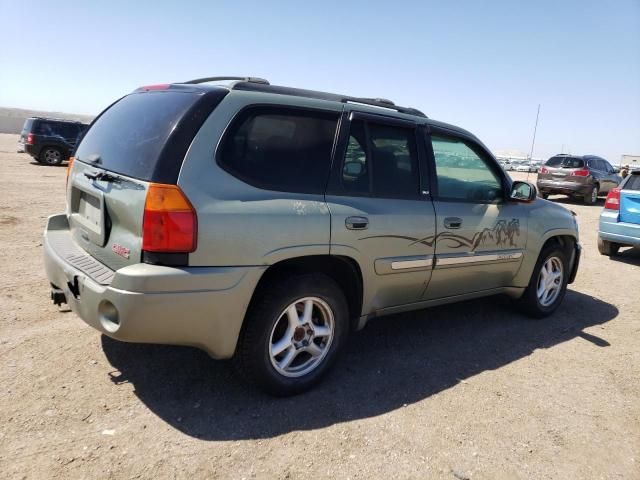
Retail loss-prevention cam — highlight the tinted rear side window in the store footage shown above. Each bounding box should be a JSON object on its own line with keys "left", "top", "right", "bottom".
{"left": 219, "top": 108, "right": 339, "bottom": 194}
{"left": 75, "top": 91, "right": 204, "bottom": 181}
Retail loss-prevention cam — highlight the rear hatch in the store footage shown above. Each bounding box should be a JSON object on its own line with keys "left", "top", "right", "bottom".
{"left": 620, "top": 173, "right": 640, "bottom": 224}
{"left": 68, "top": 86, "right": 227, "bottom": 270}
{"left": 539, "top": 156, "right": 587, "bottom": 184}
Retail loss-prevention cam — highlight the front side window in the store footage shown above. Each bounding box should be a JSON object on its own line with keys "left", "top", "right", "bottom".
{"left": 431, "top": 135, "right": 503, "bottom": 202}
{"left": 219, "top": 108, "right": 339, "bottom": 194}
{"left": 341, "top": 119, "right": 420, "bottom": 199}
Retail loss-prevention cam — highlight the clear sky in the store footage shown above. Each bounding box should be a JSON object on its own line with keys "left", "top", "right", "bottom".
{"left": 1, "top": 0, "right": 639, "bottom": 162}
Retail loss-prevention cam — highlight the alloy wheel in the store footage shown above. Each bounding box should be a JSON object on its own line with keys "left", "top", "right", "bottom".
{"left": 536, "top": 256, "right": 564, "bottom": 307}
{"left": 269, "top": 297, "right": 335, "bottom": 378}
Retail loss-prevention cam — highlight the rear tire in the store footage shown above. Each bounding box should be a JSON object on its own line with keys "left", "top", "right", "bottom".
{"left": 584, "top": 185, "right": 598, "bottom": 205}
{"left": 539, "top": 192, "right": 549, "bottom": 199}
{"left": 39, "top": 147, "right": 64, "bottom": 166}
{"left": 517, "top": 243, "right": 570, "bottom": 318}
{"left": 234, "top": 273, "right": 349, "bottom": 396}
{"left": 597, "top": 237, "right": 620, "bottom": 256}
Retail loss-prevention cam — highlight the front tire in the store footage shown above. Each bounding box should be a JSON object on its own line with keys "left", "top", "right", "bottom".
{"left": 235, "top": 273, "right": 349, "bottom": 396}
{"left": 517, "top": 243, "right": 570, "bottom": 318}
{"left": 597, "top": 237, "right": 620, "bottom": 256}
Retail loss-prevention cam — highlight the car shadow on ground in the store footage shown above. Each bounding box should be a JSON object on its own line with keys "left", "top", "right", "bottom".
{"left": 609, "top": 246, "right": 640, "bottom": 266}
{"left": 544, "top": 195, "right": 605, "bottom": 207}
{"left": 28, "top": 160, "right": 68, "bottom": 167}
{"left": 101, "top": 290, "right": 617, "bottom": 441}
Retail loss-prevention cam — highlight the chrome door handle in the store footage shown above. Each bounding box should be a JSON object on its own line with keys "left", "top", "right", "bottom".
{"left": 444, "top": 217, "right": 462, "bottom": 229}
{"left": 346, "top": 216, "right": 369, "bottom": 230}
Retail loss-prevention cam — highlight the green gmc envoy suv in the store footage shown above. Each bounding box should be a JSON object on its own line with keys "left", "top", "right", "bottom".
{"left": 44, "top": 76, "right": 581, "bottom": 395}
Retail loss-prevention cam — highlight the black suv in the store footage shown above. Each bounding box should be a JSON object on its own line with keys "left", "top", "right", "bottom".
{"left": 19, "top": 117, "right": 89, "bottom": 165}
{"left": 536, "top": 154, "right": 622, "bottom": 204}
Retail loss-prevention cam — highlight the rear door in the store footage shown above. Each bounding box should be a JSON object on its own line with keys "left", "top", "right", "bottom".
{"left": 620, "top": 174, "right": 640, "bottom": 225}
{"left": 425, "top": 128, "right": 527, "bottom": 299}
{"left": 326, "top": 112, "right": 436, "bottom": 311}
{"left": 68, "top": 88, "right": 226, "bottom": 270}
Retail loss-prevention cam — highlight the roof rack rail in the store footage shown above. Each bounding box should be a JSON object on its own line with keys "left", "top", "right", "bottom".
{"left": 182, "top": 76, "right": 270, "bottom": 85}
{"left": 342, "top": 96, "right": 426, "bottom": 117}
{"left": 228, "top": 82, "right": 427, "bottom": 118}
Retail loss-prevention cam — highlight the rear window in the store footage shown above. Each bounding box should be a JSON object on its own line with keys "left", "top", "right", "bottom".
{"left": 75, "top": 91, "right": 203, "bottom": 181}
{"left": 545, "top": 156, "right": 563, "bottom": 167}
{"left": 560, "top": 157, "right": 584, "bottom": 168}
{"left": 546, "top": 156, "right": 584, "bottom": 168}
{"left": 218, "top": 107, "right": 339, "bottom": 194}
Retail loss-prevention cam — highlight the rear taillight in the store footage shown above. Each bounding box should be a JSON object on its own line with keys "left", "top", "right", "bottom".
{"left": 142, "top": 183, "right": 197, "bottom": 253}
{"left": 571, "top": 169, "right": 590, "bottom": 177}
{"left": 539, "top": 166, "right": 549, "bottom": 174}
{"left": 26, "top": 133, "right": 34, "bottom": 145}
{"left": 66, "top": 156, "right": 74, "bottom": 186}
{"left": 604, "top": 188, "right": 620, "bottom": 210}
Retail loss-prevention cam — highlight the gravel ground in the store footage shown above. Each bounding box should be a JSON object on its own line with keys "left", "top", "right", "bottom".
{"left": 0, "top": 133, "right": 638, "bottom": 479}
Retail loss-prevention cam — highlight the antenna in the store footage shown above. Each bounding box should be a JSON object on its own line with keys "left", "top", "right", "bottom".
{"left": 527, "top": 104, "right": 541, "bottom": 181}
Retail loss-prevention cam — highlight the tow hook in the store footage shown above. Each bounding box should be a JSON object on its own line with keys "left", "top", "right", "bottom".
{"left": 51, "top": 288, "right": 67, "bottom": 306}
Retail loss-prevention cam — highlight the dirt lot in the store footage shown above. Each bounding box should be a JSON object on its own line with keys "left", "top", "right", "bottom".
{"left": 1, "top": 132, "right": 638, "bottom": 479}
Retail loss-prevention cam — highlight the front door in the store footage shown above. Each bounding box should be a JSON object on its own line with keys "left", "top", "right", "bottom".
{"left": 424, "top": 128, "right": 528, "bottom": 300}
{"left": 326, "top": 112, "right": 436, "bottom": 313}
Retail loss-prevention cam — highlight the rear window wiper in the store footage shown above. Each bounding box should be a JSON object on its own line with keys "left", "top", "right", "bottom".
{"left": 84, "top": 171, "right": 121, "bottom": 183}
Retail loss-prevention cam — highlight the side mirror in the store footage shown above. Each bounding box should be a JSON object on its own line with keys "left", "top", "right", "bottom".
{"left": 510, "top": 181, "right": 537, "bottom": 202}
{"left": 343, "top": 161, "right": 364, "bottom": 177}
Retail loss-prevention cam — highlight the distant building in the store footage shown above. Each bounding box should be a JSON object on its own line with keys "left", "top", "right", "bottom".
{"left": 620, "top": 154, "right": 640, "bottom": 169}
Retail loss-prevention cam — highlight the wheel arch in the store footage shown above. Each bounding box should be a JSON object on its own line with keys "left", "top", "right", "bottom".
{"left": 248, "top": 254, "right": 364, "bottom": 331}
{"left": 514, "top": 229, "right": 578, "bottom": 287}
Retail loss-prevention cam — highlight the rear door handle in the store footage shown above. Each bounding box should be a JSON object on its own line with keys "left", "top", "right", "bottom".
{"left": 444, "top": 217, "right": 462, "bottom": 229}
{"left": 346, "top": 216, "right": 369, "bottom": 230}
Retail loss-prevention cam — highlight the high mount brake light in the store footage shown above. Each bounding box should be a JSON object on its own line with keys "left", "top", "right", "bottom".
{"left": 604, "top": 188, "right": 620, "bottom": 210}
{"left": 140, "top": 84, "right": 170, "bottom": 91}
{"left": 142, "top": 183, "right": 197, "bottom": 253}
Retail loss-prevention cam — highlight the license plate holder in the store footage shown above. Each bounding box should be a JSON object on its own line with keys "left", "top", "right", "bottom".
{"left": 71, "top": 187, "right": 106, "bottom": 246}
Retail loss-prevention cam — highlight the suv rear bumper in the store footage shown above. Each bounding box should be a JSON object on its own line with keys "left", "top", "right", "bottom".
{"left": 536, "top": 179, "right": 591, "bottom": 196}
{"left": 43, "top": 214, "right": 265, "bottom": 358}
{"left": 598, "top": 210, "right": 640, "bottom": 247}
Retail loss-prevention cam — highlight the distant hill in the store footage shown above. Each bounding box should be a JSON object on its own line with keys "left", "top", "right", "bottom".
{"left": 0, "top": 107, "right": 95, "bottom": 134}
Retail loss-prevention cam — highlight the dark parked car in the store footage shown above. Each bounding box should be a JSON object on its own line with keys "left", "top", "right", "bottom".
{"left": 537, "top": 154, "right": 622, "bottom": 204}
{"left": 19, "top": 117, "right": 89, "bottom": 165}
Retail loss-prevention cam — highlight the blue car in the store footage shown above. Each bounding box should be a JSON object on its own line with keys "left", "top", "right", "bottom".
{"left": 598, "top": 171, "right": 640, "bottom": 255}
